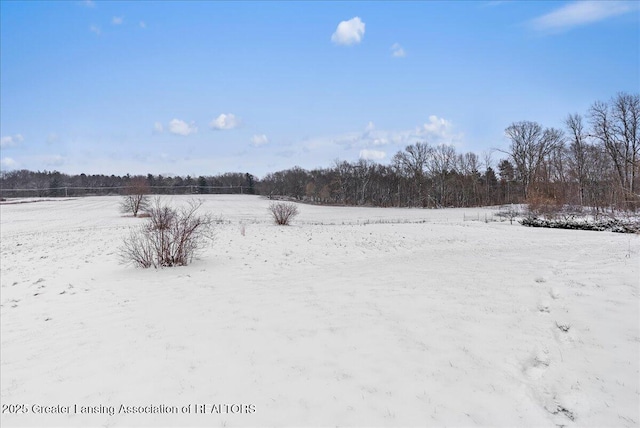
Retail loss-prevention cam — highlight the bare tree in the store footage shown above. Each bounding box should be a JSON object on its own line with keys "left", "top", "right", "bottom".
{"left": 565, "top": 113, "right": 590, "bottom": 206}
{"left": 503, "top": 121, "right": 565, "bottom": 200}
{"left": 456, "top": 152, "right": 481, "bottom": 206}
{"left": 120, "top": 177, "right": 150, "bottom": 217}
{"left": 121, "top": 198, "right": 216, "bottom": 268}
{"left": 428, "top": 144, "right": 457, "bottom": 206}
{"left": 269, "top": 202, "right": 299, "bottom": 225}
{"left": 392, "top": 142, "right": 432, "bottom": 206}
{"left": 353, "top": 159, "right": 374, "bottom": 205}
{"left": 589, "top": 92, "right": 640, "bottom": 207}
{"left": 582, "top": 143, "right": 615, "bottom": 216}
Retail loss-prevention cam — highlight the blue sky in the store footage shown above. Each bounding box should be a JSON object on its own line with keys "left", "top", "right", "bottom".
{"left": 1, "top": 1, "right": 638, "bottom": 178}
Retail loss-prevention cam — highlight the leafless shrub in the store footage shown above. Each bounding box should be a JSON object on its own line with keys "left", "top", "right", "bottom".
{"left": 496, "top": 205, "right": 522, "bottom": 224}
{"left": 269, "top": 202, "right": 299, "bottom": 225}
{"left": 121, "top": 198, "right": 216, "bottom": 268}
{"left": 120, "top": 177, "right": 150, "bottom": 217}
{"left": 526, "top": 191, "right": 564, "bottom": 220}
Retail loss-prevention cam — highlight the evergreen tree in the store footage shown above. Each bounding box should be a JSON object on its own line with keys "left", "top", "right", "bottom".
{"left": 245, "top": 173, "right": 255, "bottom": 194}
{"left": 48, "top": 172, "right": 63, "bottom": 197}
{"left": 198, "top": 176, "right": 208, "bottom": 194}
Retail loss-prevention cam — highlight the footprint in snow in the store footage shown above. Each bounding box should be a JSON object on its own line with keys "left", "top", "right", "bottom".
{"left": 545, "top": 400, "right": 575, "bottom": 422}
{"left": 523, "top": 347, "right": 551, "bottom": 380}
{"left": 537, "top": 301, "right": 551, "bottom": 313}
{"left": 555, "top": 321, "right": 571, "bottom": 332}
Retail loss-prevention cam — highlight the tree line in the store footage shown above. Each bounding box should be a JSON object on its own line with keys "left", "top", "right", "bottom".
{"left": 1, "top": 92, "right": 638, "bottom": 212}
{"left": 0, "top": 171, "right": 257, "bottom": 198}
{"left": 259, "top": 92, "right": 638, "bottom": 212}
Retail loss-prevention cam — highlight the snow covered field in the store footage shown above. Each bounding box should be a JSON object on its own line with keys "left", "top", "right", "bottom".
{"left": 1, "top": 195, "right": 638, "bottom": 427}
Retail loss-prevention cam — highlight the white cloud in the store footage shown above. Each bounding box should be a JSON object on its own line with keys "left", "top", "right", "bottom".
{"left": 421, "top": 115, "right": 452, "bottom": 136}
{"left": 112, "top": 16, "right": 124, "bottom": 25}
{"left": 251, "top": 134, "right": 269, "bottom": 147}
{"left": 210, "top": 113, "right": 240, "bottom": 130}
{"left": 331, "top": 17, "right": 365, "bottom": 46}
{"left": 411, "top": 115, "right": 464, "bottom": 146}
{"left": 530, "top": 1, "right": 638, "bottom": 33}
{"left": 391, "top": 43, "right": 406, "bottom": 58}
{"left": 359, "top": 149, "right": 386, "bottom": 161}
{"left": 0, "top": 157, "right": 17, "bottom": 170}
{"left": 168, "top": 119, "right": 197, "bottom": 136}
{"left": 80, "top": 0, "right": 95, "bottom": 7}
{"left": 153, "top": 122, "right": 164, "bottom": 133}
{"left": 365, "top": 116, "right": 461, "bottom": 147}
{"left": 89, "top": 24, "right": 101, "bottom": 36}
{"left": 139, "top": 21, "right": 146, "bottom": 29}
{"left": 1, "top": 134, "right": 24, "bottom": 148}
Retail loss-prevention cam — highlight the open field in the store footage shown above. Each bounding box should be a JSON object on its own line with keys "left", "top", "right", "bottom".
{"left": 1, "top": 195, "right": 638, "bottom": 427}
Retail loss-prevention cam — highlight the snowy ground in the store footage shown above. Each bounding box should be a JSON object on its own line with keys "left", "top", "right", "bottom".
{"left": 1, "top": 195, "right": 638, "bottom": 427}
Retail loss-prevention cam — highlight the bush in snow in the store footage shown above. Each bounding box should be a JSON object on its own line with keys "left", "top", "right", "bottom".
{"left": 269, "top": 202, "right": 299, "bottom": 226}
{"left": 495, "top": 205, "right": 522, "bottom": 224}
{"left": 525, "top": 192, "right": 564, "bottom": 220}
{"left": 520, "top": 216, "right": 640, "bottom": 233}
{"left": 121, "top": 198, "right": 216, "bottom": 268}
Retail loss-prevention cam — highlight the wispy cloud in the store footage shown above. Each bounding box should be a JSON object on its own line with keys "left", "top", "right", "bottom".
{"left": 139, "top": 21, "right": 147, "bottom": 29}
{"left": 302, "top": 116, "right": 463, "bottom": 159}
{"left": 530, "top": 1, "right": 639, "bottom": 33}
{"left": 251, "top": 134, "right": 269, "bottom": 147}
{"left": 210, "top": 113, "right": 240, "bottom": 130}
{"left": 391, "top": 43, "right": 406, "bottom": 58}
{"left": 89, "top": 24, "right": 101, "bottom": 36}
{"left": 359, "top": 149, "right": 386, "bottom": 161}
{"left": 79, "top": 0, "right": 95, "bottom": 8}
{"left": 153, "top": 122, "right": 164, "bottom": 133}
{"left": 112, "top": 16, "right": 124, "bottom": 25}
{"left": 0, "top": 157, "right": 17, "bottom": 170}
{"left": 1, "top": 134, "right": 24, "bottom": 148}
{"left": 331, "top": 17, "right": 365, "bottom": 46}
{"left": 168, "top": 119, "right": 197, "bottom": 136}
